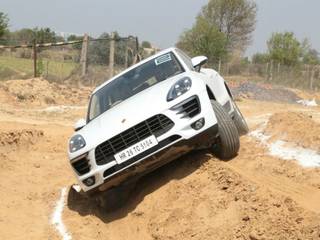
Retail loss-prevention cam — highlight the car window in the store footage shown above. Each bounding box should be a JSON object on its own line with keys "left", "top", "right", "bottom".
{"left": 88, "top": 52, "right": 185, "bottom": 121}
{"left": 176, "top": 49, "right": 195, "bottom": 71}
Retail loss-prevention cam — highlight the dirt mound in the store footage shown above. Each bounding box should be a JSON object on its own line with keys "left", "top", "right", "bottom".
{"left": 0, "top": 78, "right": 91, "bottom": 106}
{"left": 147, "top": 159, "right": 320, "bottom": 240}
{"left": 230, "top": 82, "right": 301, "bottom": 103}
{"left": 265, "top": 111, "right": 320, "bottom": 151}
{"left": 64, "top": 152, "right": 320, "bottom": 240}
{"left": 0, "top": 129, "right": 44, "bottom": 147}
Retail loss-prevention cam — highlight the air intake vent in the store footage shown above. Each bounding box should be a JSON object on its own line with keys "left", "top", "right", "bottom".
{"left": 172, "top": 96, "right": 201, "bottom": 118}
{"left": 71, "top": 156, "right": 90, "bottom": 176}
{"left": 95, "top": 114, "right": 174, "bottom": 166}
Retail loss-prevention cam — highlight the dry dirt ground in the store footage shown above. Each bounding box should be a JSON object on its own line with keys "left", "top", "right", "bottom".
{"left": 0, "top": 79, "right": 320, "bottom": 240}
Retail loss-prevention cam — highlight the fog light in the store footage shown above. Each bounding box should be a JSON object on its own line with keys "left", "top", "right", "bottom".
{"left": 83, "top": 176, "right": 95, "bottom": 187}
{"left": 191, "top": 118, "right": 205, "bottom": 130}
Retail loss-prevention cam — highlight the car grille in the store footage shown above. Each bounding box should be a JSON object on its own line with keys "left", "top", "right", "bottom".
{"left": 95, "top": 114, "right": 174, "bottom": 165}
{"left": 172, "top": 96, "right": 201, "bottom": 118}
{"left": 71, "top": 156, "right": 90, "bottom": 176}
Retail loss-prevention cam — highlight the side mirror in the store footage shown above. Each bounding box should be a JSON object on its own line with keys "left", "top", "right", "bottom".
{"left": 74, "top": 118, "right": 86, "bottom": 132}
{"left": 191, "top": 56, "right": 208, "bottom": 72}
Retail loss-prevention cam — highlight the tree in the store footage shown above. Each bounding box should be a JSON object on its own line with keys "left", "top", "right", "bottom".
{"left": 10, "top": 28, "right": 34, "bottom": 44}
{"left": 0, "top": 12, "right": 9, "bottom": 38}
{"left": 89, "top": 32, "right": 110, "bottom": 65}
{"left": 252, "top": 53, "right": 270, "bottom": 64}
{"left": 67, "top": 34, "right": 83, "bottom": 50}
{"left": 201, "top": 0, "right": 257, "bottom": 51}
{"left": 177, "top": 16, "right": 228, "bottom": 64}
{"left": 141, "top": 41, "right": 152, "bottom": 48}
{"left": 6, "top": 27, "right": 61, "bottom": 44}
{"left": 67, "top": 34, "right": 83, "bottom": 42}
{"left": 301, "top": 39, "right": 320, "bottom": 65}
{"left": 303, "top": 49, "right": 320, "bottom": 65}
{"left": 267, "top": 32, "right": 301, "bottom": 66}
{"left": 33, "top": 27, "right": 57, "bottom": 43}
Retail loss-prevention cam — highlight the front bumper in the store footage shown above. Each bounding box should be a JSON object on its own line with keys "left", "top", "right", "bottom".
{"left": 70, "top": 90, "right": 219, "bottom": 192}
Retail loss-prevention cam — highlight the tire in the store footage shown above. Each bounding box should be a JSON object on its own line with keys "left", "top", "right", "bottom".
{"left": 232, "top": 101, "right": 249, "bottom": 136}
{"left": 211, "top": 100, "right": 240, "bottom": 160}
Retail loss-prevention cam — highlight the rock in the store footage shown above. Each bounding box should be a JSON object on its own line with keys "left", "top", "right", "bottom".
{"left": 296, "top": 217, "right": 304, "bottom": 224}
{"left": 132, "top": 211, "right": 144, "bottom": 217}
{"left": 33, "top": 163, "right": 40, "bottom": 168}
{"left": 242, "top": 216, "right": 250, "bottom": 222}
{"left": 249, "top": 233, "right": 259, "bottom": 240}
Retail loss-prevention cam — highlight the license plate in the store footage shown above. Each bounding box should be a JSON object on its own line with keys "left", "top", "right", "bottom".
{"left": 114, "top": 135, "right": 158, "bottom": 164}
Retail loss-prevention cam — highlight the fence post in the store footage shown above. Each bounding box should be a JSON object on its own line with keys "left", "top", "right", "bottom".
{"left": 46, "top": 60, "right": 49, "bottom": 78}
{"left": 33, "top": 39, "right": 37, "bottom": 78}
{"left": 80, "top": 33, "right": 88, "bottom": 77}
{"left": 109, "top": 32, "right": 115, "bottom": 79}
{"left": 124, "top": 40, "right": 129, "bottom": 68}
{"left": 134, "top": 37, "right": 141, "bottom": 64}
{"left": 265, "top": 63, "right": 269, "bottom": 81}
{"left": 269, "top": 61, "right": 274, "bottom": 82}
{"left": 310, "top": 66, "right": 315, "bottom": 90}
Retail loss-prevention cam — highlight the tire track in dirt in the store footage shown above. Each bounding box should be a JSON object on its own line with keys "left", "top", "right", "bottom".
{"left": 228, "top": 107, "right": 320, "bottom": 214}
{"left": 227, "top": 150, "right": 320, "bottom": 214}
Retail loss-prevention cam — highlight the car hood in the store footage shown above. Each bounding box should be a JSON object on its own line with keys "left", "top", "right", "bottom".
{"left": 70, "top": 73, "right": 188, "bottom": 155}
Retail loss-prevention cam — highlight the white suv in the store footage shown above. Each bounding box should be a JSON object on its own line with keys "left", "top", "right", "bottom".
{"left": 68, "top": 48, "right": 248, "bottom": 205}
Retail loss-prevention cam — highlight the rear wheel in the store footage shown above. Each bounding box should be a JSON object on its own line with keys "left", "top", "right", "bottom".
{"left": 211, "top": 100, "right": 240, "bottom": 160}
{"left": 232, "top": 101, "right": 249, "bottom": 136}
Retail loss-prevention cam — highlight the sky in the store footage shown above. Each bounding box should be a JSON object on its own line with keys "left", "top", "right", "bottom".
{"left": 1, "top": 0, "right": 320, "bottom": 56}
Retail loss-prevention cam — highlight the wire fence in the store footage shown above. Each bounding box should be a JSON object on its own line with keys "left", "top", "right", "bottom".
{"left": 1, "top": 37, "right": 319, "bottom": 91}
{"left": 212, "top": 61, "right": 320, "bottom": 91}
{"left": 0, "top": 34, "right": 141, "bottom": 86}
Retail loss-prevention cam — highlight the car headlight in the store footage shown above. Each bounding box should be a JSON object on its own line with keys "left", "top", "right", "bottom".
{"left": 69, "top": 134, "right": 86, "bottom": 153}
{"left": 167, "top": 77, "right": 192, "bottom": 101}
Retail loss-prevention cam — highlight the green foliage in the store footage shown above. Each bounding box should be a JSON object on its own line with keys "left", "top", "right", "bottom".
{"left": 0, "top": 12, "right": 9, "bottom": 38}
{"left": 301, "top": 39, "right": 319, "bottom": 65}
{"left": 241, "top": 57, "right": 250, "bottom": 65}
{"left": 267, "top": 32, "right": 301, "bottom": 66}
{"left": 36, "top": 58, "right": 44, "bottom": 77}
{"left": 177, "top": 16, "right": 228, "bottom": 64}
{"left": 33, "top": 27, "right": 57, "bottom": 43}
{"left": 88, "top": 32, "right": 110, "bottom": 65}
{"left": 67, "top": 34, "right": 83, "bottom": 50}
{"left": 9, "top": 28, "right": 34, "bottom": 44}
{"left": 252, "top": 53, "right": 270, "bottom": 64}
{"left": 4, "top": 27, "right": 62, "bottom": 45}
{"left": 141, "top": 41, "right": 152, "bottom": 48}
{"left": 201, "top": 0, "right": 256, "bottom": 51}
{"left": 114, "top": 32, "right": 128, "bottom": 65}
{"left": 88, "top": 32, "right": 136, "bottom": 66}
{"left": 67, "top": 34, "right": 83, "bottom": 42}
{"left": 303, "top": 49, "right": 319, "bottom": 65}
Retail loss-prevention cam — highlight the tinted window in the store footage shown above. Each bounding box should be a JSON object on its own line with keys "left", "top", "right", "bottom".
{"left": 88, "top": 52, "right": 184, "bottom": 121}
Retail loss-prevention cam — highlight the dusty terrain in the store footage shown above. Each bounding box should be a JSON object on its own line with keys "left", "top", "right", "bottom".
{"left": 0, "top": 79, "right": 320, "bottom": 240}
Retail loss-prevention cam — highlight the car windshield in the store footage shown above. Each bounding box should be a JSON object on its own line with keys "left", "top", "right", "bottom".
{"left": 88, "top": 52, "right": 184, "bottom": 121}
